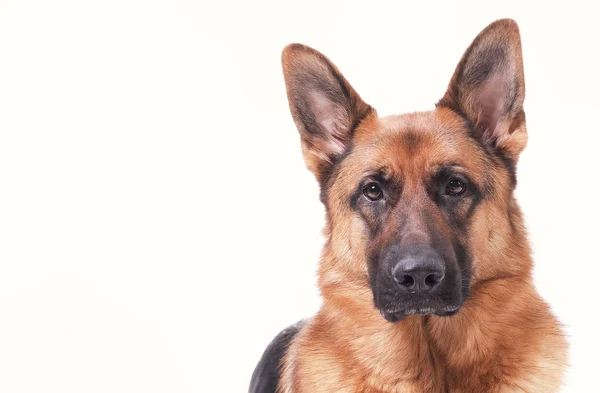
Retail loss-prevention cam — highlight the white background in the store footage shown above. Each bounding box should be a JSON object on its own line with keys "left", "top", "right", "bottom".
{"left": 1, "top": 1, "right": 598, "bottom": 392}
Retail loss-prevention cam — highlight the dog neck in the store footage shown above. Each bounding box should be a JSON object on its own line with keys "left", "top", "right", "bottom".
{"left": 320, "top": 273, "right": 547, "bottom": 389}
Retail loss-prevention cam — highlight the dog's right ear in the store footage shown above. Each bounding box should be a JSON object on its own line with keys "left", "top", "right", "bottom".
{"left": 281, "top": 44, "right": 374, "bottom": 186}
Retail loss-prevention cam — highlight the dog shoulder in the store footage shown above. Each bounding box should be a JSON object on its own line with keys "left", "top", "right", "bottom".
{"left": 249, "top": 320, "right": 305, "bottom": 393}
{"left": 500, "top": 292, "right": 569, "bottom": 393}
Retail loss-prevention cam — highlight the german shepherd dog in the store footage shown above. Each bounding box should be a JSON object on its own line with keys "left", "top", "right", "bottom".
{"left": 250, "top": 19, "right": 567, "bottom": 393}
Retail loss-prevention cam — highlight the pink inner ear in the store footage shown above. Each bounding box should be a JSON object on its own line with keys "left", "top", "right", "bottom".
{"left": 308, "top": 91, "right": 348, "bottom": 156}
{"left": 475, "top": 73, "right": 508, "bottom": 143}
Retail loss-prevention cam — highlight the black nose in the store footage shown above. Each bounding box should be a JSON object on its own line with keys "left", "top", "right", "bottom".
{"left": 392, "top": 249, "right": 445, "bottom": 293}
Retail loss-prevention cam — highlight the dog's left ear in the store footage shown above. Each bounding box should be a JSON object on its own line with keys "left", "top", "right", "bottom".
{"left": 438, "top": 19, "right": 527, "bottom": 161}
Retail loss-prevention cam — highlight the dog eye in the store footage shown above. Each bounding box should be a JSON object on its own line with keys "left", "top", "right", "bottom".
{"left": 445, "top": 178, "right": 466, "bottom": 196}
{"left": 363, "top": 182, "right": 383, "bottom": 201}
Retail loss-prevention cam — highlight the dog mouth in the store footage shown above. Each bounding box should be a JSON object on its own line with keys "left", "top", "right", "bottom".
{"left": 379, "top": 305, "right": 460, "bottom": 323}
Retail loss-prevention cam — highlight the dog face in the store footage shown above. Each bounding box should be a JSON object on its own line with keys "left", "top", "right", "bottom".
{"left": 282, "top": 19, "right": 527, "bottom": 322}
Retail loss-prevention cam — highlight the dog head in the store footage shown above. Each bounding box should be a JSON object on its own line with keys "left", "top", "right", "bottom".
{"left": 281, "top": 19, "right": 528, "bottom": 322}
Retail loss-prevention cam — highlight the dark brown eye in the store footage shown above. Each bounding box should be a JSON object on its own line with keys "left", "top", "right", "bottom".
{"left": 363, "top": 182, "right": 383, "bottom": 201}
{"left": 445, "top": 178, "right": 466, "bottom": 196}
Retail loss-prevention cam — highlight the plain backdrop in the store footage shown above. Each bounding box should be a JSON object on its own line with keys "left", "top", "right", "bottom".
{"left": 1, "top": 0, "right": 599, "bottom": 392}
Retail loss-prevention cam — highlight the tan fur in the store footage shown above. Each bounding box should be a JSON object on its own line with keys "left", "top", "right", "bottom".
{"left": 278, "top": 19, "right": 567, "bottom": 393}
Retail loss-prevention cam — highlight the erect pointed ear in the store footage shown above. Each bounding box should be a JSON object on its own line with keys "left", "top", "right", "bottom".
{"left": 438, "top": 19, "right": 527, "bottom": 161}
{"left": 282, "top": 44, "right": 374, "bottom": 185}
